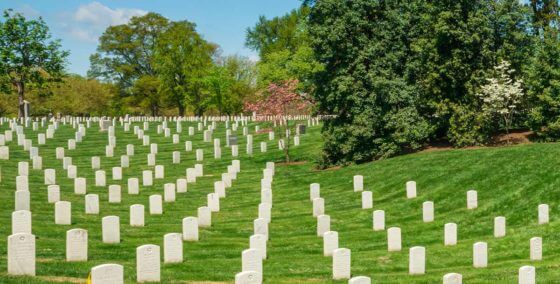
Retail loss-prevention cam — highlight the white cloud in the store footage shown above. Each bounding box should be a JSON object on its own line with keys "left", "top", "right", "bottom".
{"left": 62, "top": 1, "right": 147, "bottom": 43}
{"left": 74, "top": 1, "right": 147, "bottom": 27}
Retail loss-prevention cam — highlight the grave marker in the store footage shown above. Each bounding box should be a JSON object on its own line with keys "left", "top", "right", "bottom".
{"left": 467, "top": 190, "right": 477, "bottom": 209}
{"left": 387, "top": 227, "right": 402, "bottom": 252}
{"left": 102, "top": 216, "right": 120, "bottom": 244}
{"left": 55, "top": 201, "right": 71, "bottom": 225}
{"left": 164, "top": 233, "right": 183, "bottom": 263}
{"left": 85, "top": 194, "right": 99, "bottom": 214}
{"left": 12, "top": 210, "right": 31, "bottom": 234}
{"left": 317, "top": 214, "right": 330, "bottom": 237}
{"left": 423, "top": 201, "right": 434, "bottom": 222}
{"left": 494, "top": 216, "right": 506, "bottom": 238}
{"left": 90, "top": 264, "right": 123, "bottom": 284}
{"left": 149, "top": 195, "right": 163, "bottom": 215}
{"left": 519, "top": 266, "right": 536, "bottom": 284}
{"left": 137, "top": 244, "right": 161, "bottom": 283}
{"left": 406, "top": 181, "right": 417, "bottom": 198}
{"left": 409, "top": 246, "right": 426, "bottom": 275}
{"left": 373, "top": 210, "right": 385, "bottom": 231}
{"left": 362, "top": 191, "right": 373, "bottom": 209}
{"left": 242, "top": 248, "right": 262, "bottom": 274}
{"left": 7, "top": 233, "right": 35, "bottom": 276}
{"left": 445, "top": 223, "right": 457, "bottom": 246}
{"left": 66, "top": 228, "right": 87, "bottom": 261}
{"left": 473, "top": 242, "right": 488, "bottom": 268}
{"left": 130, "top": 204, "right": 145, "bottom": 227}
{"left": 332, "top": 248, "right": 351, "bottom": 280}
{"left": 530, "top": 237, "right": 542, "bottom": 261}
{"left": 443, "top": 273, "right": 462, "bottom": 284}
{"left": 198, "top": 206, "right": 211, "bottom": 228}
{"left": 182, "top": 217, "right": 199, "bottom": 241}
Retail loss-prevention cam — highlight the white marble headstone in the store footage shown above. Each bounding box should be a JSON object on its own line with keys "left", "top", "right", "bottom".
{"left": 66, "top": 228, "right": 87, "bottom": 261}
{"left": 102, "top": 216, "right": 120, "bottom": 244}
{"left": 332, "top": 248, "right": 351, "bottom": 280}
{"left": 136, "top": 244, "right": 161, "bottom": 283}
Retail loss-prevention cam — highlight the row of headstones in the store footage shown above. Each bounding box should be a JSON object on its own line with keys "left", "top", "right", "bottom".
{"left": 352, "top": 178, "right": 548, "bottom": 257}
{"left": 0, "top": 121, "right": 62, "bottom": 160}
{"left": 309, "top": 178, "right": 544, "bottom": 282}
{"left": 89, "top": 158, "right": 243, "bottom": 282}
{"left": 234, "top": 162, "right": 276, "bottom": 284}
{"left": 5, "top": 119, "right": 308, "bottom": 281}
{"left": 8, "top": 159, "right": 243, "bottom": 281}
{"left": 2, "top": 116, "right": 321, "bottom": 138}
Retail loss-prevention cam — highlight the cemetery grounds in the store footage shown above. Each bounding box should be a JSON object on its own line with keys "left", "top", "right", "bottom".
{"left": 0, "top": 118, "right": 559, "bottom": 283}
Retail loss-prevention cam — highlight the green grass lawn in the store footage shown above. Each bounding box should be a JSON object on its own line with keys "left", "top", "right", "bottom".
{"left": 0, "top": 120, "right": 559, "bottom": 283}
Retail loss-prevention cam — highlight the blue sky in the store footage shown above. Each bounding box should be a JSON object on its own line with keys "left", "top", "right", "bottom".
{"left": 1, "top": 0, "right": 302, "bottom": 75}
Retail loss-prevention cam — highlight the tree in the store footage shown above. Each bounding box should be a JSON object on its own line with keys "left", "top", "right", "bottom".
{"left": 477, "top": 61, "right": 525, "bottom": 143}
{"left": 205, "top": 55, "right": 257, "bottom": 115}
{"left": 308, "top": 0, "right": 432, "bottom": 164}
{"left": 245, "top": 79, "right": 312, "bottom": 163}
{"left": 530, "top": 0, "right": 559, "bottom": 34}
{"left": 0, "top": 10, "right": 68, "bottom": 118}
{"left": 205, "top": 65, "right": 232, "bottom": 115}
{"left": 222, "top": 55, "right": 257, "bottom": 114}
{"left": 131, "top": 75, "right": 162, "bottom": 116}
{"left": 414, "top": 0, "right": 532, "bottom": 145}
{"left": 306, "top": 0, "right": 533, "bottom": 165}
{"left": 246, "top": 7, "right": 309, "bottom": 58}
{"left": 89, "top": 12, "right": 169, "bottom": 114}
{"left": 246, "top": 6, "right": 322, "bottom": 94}
{"left": 526, "top": 29, "right": 560, "bottom": 139}
{"left": 154, "top": 21, "right": 216, "bottom": 116}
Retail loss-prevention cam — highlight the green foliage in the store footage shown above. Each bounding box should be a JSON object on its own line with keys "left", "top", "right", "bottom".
{"left": 153, "top": 20, "right": 215, "bottom": 116}
{"left": 257, "top": 45, "right": 323, "bottom": 91}
{"left": 246, "top": 6, "right": 323, "bottom": 93}
{"left": 89, "top": 13, "right": 252, "bottom": 116}
{"left": 526, "top": 29, "right": 560, "bottom": 139}
{"left": 0, "top": 75, "right": 115, "bottom": 116}
{"left": 89, "top": 12, "right": 168, "bottom": 86}
{"left": 130, "top": 75, "right": 162, "bottom": 116}
{"left": 309, "top": 0, "right": 432, "bottom": 165}
{"left": 204, "top": 55, "right": 256, "bottom": 115}
{"left": 246, "top": 7, "right": 309, "bottom": 58}
{"left": 0, "top": 9, "right": 68, "bottom": 117}
{"left": 308, "top": 0, "right": 534, "bottom": 165}
{"left": 447, "top": 104, "right": 491, "bottom": 147}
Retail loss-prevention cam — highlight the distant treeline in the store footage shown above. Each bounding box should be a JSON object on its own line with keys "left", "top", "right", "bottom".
{"left": 3, "top": 1, "right": 560, "bottom": 166}
{"left": 0, "top": 11, "right": 256, "bottom": 117}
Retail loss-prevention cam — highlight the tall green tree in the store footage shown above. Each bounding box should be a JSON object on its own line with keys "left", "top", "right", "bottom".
{"left": 153, "top": 21, "right": 216, "bottom": 116}
{"left": 307, "top": 0, "right": 533, "bottom": 165}
{"left": 308, "top": 0, "right": 432, "bottom": 164}
{"left": 415, "top": 0, "right": 532, "bottom": 145}
{"left": 0, "top": 10, "right": 68, "bottom": 118}
{"left": 246, "top": 7, "right": 309, "bottom": 58}
{"left": 246, "top": 6, "right": 322, "bottom": 93}
{"left": 89, "top": 12, "right": 169, "bottom": 113}
{"left": 206, "top": 55, "right": 257, "bottom": 115}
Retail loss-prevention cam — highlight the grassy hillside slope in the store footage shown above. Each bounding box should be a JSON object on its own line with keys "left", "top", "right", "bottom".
{"left": 0, "top": 121, "right": 558, "bottom": 283}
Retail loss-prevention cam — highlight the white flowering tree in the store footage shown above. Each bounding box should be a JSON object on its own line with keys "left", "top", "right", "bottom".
{"left": 477, "top": 60, "right": 525, "bottom": 143}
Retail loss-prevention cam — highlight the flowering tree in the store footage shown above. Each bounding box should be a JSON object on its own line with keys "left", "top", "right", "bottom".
{"left": 245, "top": 79, "right": 313, "bottom": 162}
{"left": 477, "top": 60, "right": 525, "bottom": 143}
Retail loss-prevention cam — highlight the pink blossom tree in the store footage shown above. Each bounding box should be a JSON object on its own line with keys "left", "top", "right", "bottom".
{"left": 245, "top": 79, "right": 313, "bottom": 162}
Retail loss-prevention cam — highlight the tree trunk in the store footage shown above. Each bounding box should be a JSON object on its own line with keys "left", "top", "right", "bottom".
{"left": 284, "top": 118, "right": 291, "bottom": 163}
{"left": 178, "top": 104, "right": 185, "bottom": 117}
{"left": 17, "top": 81, "right": 25, "bottom": 119}
{"left": 177, "top": 98, "right": 185, "bottom": 116}
{"left": 151, "top": 105, "right": 158, "bottom": 117}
